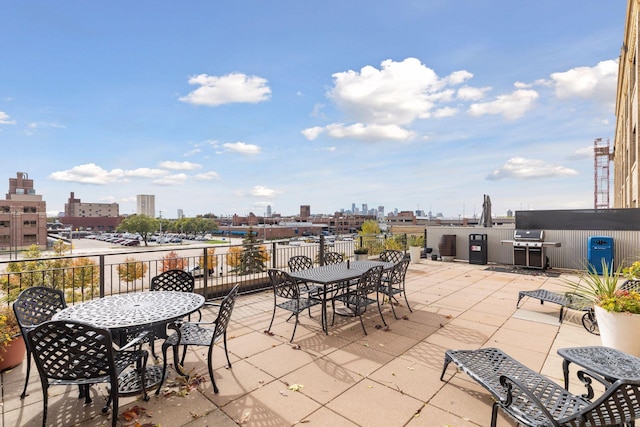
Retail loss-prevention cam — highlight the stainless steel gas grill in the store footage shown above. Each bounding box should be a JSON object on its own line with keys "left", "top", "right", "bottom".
{"left": 501, "top": 230, "right": 561, "bottom": 270}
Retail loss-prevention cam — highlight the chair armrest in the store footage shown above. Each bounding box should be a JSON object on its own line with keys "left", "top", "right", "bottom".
{"left": 499, "top": 374, "right": 561, "bottom": 427}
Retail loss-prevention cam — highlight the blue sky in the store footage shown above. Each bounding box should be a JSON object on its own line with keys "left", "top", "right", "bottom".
{"left": 0, "top": 1, "right": 627, "bottom": 219}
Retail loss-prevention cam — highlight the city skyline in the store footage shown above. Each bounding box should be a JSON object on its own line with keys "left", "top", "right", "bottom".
{"left": 0, "top": 1, "right": 626, "bottom": 218}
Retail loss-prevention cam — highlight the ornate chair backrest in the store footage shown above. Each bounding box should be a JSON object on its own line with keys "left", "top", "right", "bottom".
{"left": 13, "top": 286, "right": 67, "bottom": 331}
{"left": 356, "top": 266, "right": 383, "bottom": 297}
{"left": 27, "top": 320, "right": 117, "bottom": 383}
{"left": 386, "top": 259, "right": 410, "bottom": 286}
{"left": 288, "top": 255, "right": 313, "bottom": 272}
{"left": 213, "top": 284, "right": 239, "bottom": 341}
{"left": 268, "top": 269, "right": 300, "bottom": 300}
{"left": 621, "top": 279, "right": 640, "bottom": 293}
{"left": 323, "top": 252, "right": 344, "bottom": 265}
{"left": 380, "top": 250, "right": 404, "bottom": 264}
{"left": 575, "top": 379, "right": 640, "bottom": 425}
{"left": 151, "top": 269, "right": 195, "bottom": 293}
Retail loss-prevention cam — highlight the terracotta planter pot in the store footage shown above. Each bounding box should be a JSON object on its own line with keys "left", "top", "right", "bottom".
{"left": 594, "top": 305, "right": 640, "bottom": 357}
{"left": 0, "top": 335, "right": 26, "bottom": 372}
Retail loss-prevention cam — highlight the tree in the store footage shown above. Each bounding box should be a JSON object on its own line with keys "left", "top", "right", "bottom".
{"left": 161, "top": 251, "right": 187, "bottom": 272}
{"left": 230, "top": 227, "right": 269, "bottom": 275}
{"left": 117, "top": 256, "right": 148, "bottom": 290}
{"left": 117, "top": 214, "right": 158, "bottom": 246}
{"left": 358, "top": 220, "right": 382, "bottom": 254}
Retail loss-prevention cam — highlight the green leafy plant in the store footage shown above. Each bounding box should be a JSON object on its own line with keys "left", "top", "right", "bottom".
{"left": 565, "top": 260, "right": 640, "bottom": 314}
{"left": 353, "top": 246, "right": 369, "bottom": 255}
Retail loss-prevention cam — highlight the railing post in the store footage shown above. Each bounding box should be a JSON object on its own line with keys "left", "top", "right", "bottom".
{"left": 319, "top": 235, "right": 325, "bottom": 265}
{"left": 271, "top": 241, "right": 277, "bottom": 268}
{"left": 202, "top": 247, "right": 209, "bottom": 298}
{"left": 99, "top": 254, "right": 105, "bottom": 298}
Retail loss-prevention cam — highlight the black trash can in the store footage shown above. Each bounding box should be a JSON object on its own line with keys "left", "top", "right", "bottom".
{"left": 469, "top": 234, "right": 488, "bottom": 265}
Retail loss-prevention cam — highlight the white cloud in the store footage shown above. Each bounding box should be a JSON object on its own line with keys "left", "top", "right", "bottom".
{"left": 0, "top": 111, "right": 16, "bottom": 125}
{"left": 551, "top": 59, "right": 618, "bottom": 106}
{"left": 433, "top": 107, "right": 458, "bottom": 118}
{"left": 250, "top": 185, "right": 279, "bottom": 197}
{"left": 123, "top": 168, "right": 168, "bottom": 178}
{"left": 324, "top": 123, "right": 415, "bottom": 141}
{"left": 328, "top": 57, "right": 470, "bottom": 125}
{"left": 486, "top": 157, "right": 578, "bottom": 180}
{"left": 194, "top": 171, "right": 221, "bottom": 180}
{"left": 49, "top": 163, "right": 127, "bottom": 184}
{"left": 222, "top": 142, "right": 261, "bottom": 155}
{"left": 468, "top": 89, "right": 539, "bottom": 120}
{"left": 457, "top": 86, "right": 490, "bottom": 101}
{"left": 158, "top": 160, "right": 201, "bottom": 170}
{"left": 301, "top": 126, "right": 324, "bottom": 140}
{"left": 151, "top": 173, "right": 188, "bottom": 186}
{"left": 566, "top": 145, "right": 596, "bottom": 160}
{"left": 179, "top": 72, "right": 271, "bottom": 106}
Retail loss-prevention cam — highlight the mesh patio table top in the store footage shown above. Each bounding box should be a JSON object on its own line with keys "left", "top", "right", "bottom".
{"left": 53, "top": 291, "right": 205, "bottom": 330}
{"left": 288, "top": 260, "right": 394, "bottom": 285}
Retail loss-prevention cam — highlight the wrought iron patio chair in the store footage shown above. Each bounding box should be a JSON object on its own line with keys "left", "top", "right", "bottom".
{"left": 379, "top": 258, "right": 411, "bottom": 318}
{"left": 145, "top": 269, "right": 199, "bottom": 358}
{"left": 323, "top": 252, "right": 344, "bottom": 265}
{"left": 334, "top": 265, "right": 385, "bottom": 335}
{"left": 27, "top": 320, "right": 149, "bottom": 427}
{"left": 267, "top": 269, "right": 322, "bottom": 342}
{"left": 441, "top": 347, "right": 640, "bottom": 427}
{"left": 287, "top": 255, "right": 322, "bottom": 296}
{"left": 379, "top": 250, "right": 404, "bottom": 263}
{"left": 12, "top": 286, "right": 67, "bottom": 399}
{"left": 157, "top": 284, "right": 239, "bottom": 394}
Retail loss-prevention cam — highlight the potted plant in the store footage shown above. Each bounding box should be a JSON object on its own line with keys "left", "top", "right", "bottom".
{"left": 354, "top": 246, "right": 369, "bottom": 261}
{"left": 0, "top": 305, "right": 25, "bottom": 371}
{"left": 408, "top": 235, "right": 424, "bottom": 264}
{"left": 565, "top": 260, "right": 640, "bottom": 356}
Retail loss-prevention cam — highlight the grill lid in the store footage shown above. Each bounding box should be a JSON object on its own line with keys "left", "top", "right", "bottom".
{"left": 514, "top": 229, "right": 544, "bottom": 241}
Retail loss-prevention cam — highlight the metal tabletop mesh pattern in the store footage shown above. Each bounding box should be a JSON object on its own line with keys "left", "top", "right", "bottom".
{"left": 53, "top": 291, "right": 204, "bottom": 330}
{"left": 558, "top": 346, "right": 640, "bottom": 380}
{"left": 289, "top": 261, "right": 393, "bottom": 285}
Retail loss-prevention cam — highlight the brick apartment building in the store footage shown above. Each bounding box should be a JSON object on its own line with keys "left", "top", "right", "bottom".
{"left": 0, "top": 172, "right": 47, "bottom": 252}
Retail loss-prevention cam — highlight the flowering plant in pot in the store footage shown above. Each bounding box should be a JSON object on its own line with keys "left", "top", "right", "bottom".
{"left": 0, "top": 305, "right": 24, "bottom": 370}
{"left": 565, "top": 260, "right": 640, "bottom": 356}
{"left": 353, "top": 246, "right": 369, "bottom": 260}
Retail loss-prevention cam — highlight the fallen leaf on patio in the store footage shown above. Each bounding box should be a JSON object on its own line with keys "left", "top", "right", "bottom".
{"left": 362, "top": 343, "right": 369, "bottom": 347}
{"left": 367, "top": 385, "right": 373, "bottom": 389}
{"left": 280, "top": 390, "right": 289, "bottom": 396}
{"left": 439, "top": 323, "right": 445, "bottom": 328}
{"left": 374, "top": 324, "right": 382, "bottom": 329}
{"left": 391, "top": 372, "right": 396, "bottom": 376}
{"left": 379, "top": 343, "right": 385, "bottom": 347}
{"left": 291, "top": 344, "right": 301, "bottom": 350}
{"left": 402, "top": 315, "right": 409, "bottom": 320}
{"left": 191, "top": 411, "right": 203, "bottom": 419}
{"left": 445, "top": 314, "right": 453, "bottom": 319}
{"left": 288, "top": 384, "right": 304, "bottom": 392}
{"left": 236, "top": 412, "right": 251, "bottom": 424}
{"left": 407, "top": 366, "right": 415, "bottom": 371}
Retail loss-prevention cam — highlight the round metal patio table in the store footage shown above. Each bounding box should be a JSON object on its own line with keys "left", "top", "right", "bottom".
{"left": 53, "top": 291, "right": 205, "bottom": 394}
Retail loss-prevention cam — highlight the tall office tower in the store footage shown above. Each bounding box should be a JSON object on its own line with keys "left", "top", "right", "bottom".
{"left": 300, "top": 205, "right": 310, "bottom": 218}
{"left": 266, "top": 205, "right": 272, "bottom": 217}
{"left": 136, "top": 194, "right": 155, "bottom": 217}
{"left": 177, "top": 209, "right": 184, "bottom": 219}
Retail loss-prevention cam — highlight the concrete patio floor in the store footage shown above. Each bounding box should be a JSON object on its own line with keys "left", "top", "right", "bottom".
{"left": 1, "top": 259, "right": 601, "bottom": 427}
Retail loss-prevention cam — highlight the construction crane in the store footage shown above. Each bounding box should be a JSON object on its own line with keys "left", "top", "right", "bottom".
{"left": 594, "top": 138, "right": 613, "bottom": 210}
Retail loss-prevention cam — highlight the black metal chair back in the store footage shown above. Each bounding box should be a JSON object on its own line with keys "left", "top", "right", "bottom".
{"left": 288, "top": 255, "right": 314, "bottom": 272}
{"left": 150, "top": 269, "right": 195, "bottom": 292}
{"left": 156, "top": 284, "right": 239, "bottom": 395}
{"left": 27, "top": 320, "right": 119, "bottom": 427}
{"left": 13, "top": 286, "right": 67, "bottom": 399}
{"left": 380, "top": 250, "right": 404, "bottom": 263}
{"left": 381, "top": 259, "right": 412, "bottom": 318}
{"left": 267, "top": 269, "right": 321, "bottom": 342}
{"left": 323, "top": 252, "right": 344, "bottom": 265}
{"left": 334, "top": 266, "right": 385, "bottom": 335}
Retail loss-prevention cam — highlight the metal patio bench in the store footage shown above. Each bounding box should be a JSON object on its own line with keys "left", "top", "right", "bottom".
{"left": 516, "top": 289, "right": 591, "bottom": 323}
{"left": 441, "top": 347, "right": 640, "bottom": 427}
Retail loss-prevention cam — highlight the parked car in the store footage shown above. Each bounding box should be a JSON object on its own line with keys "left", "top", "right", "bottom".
{"left": 186, "top": 265, "right": 214, "bottom": 277}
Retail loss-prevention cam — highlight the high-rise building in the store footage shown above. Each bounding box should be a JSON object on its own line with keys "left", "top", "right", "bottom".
{"left": 0, "top": 172, "right": 47, "bottom": 251}
{"left": 177, "top": 209, "right": 184, "bottom": 219}
{"left": 300, "top": 205, "right": 311, "bottom": 218}
{"left": 137, "top": 194, "right": 155, "bottom": 217}
{"left": 266, "top": 205, "right": 272, "bottom": 217}
{"left": 614, "top": 2, "right": 639, "bottom": 207}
